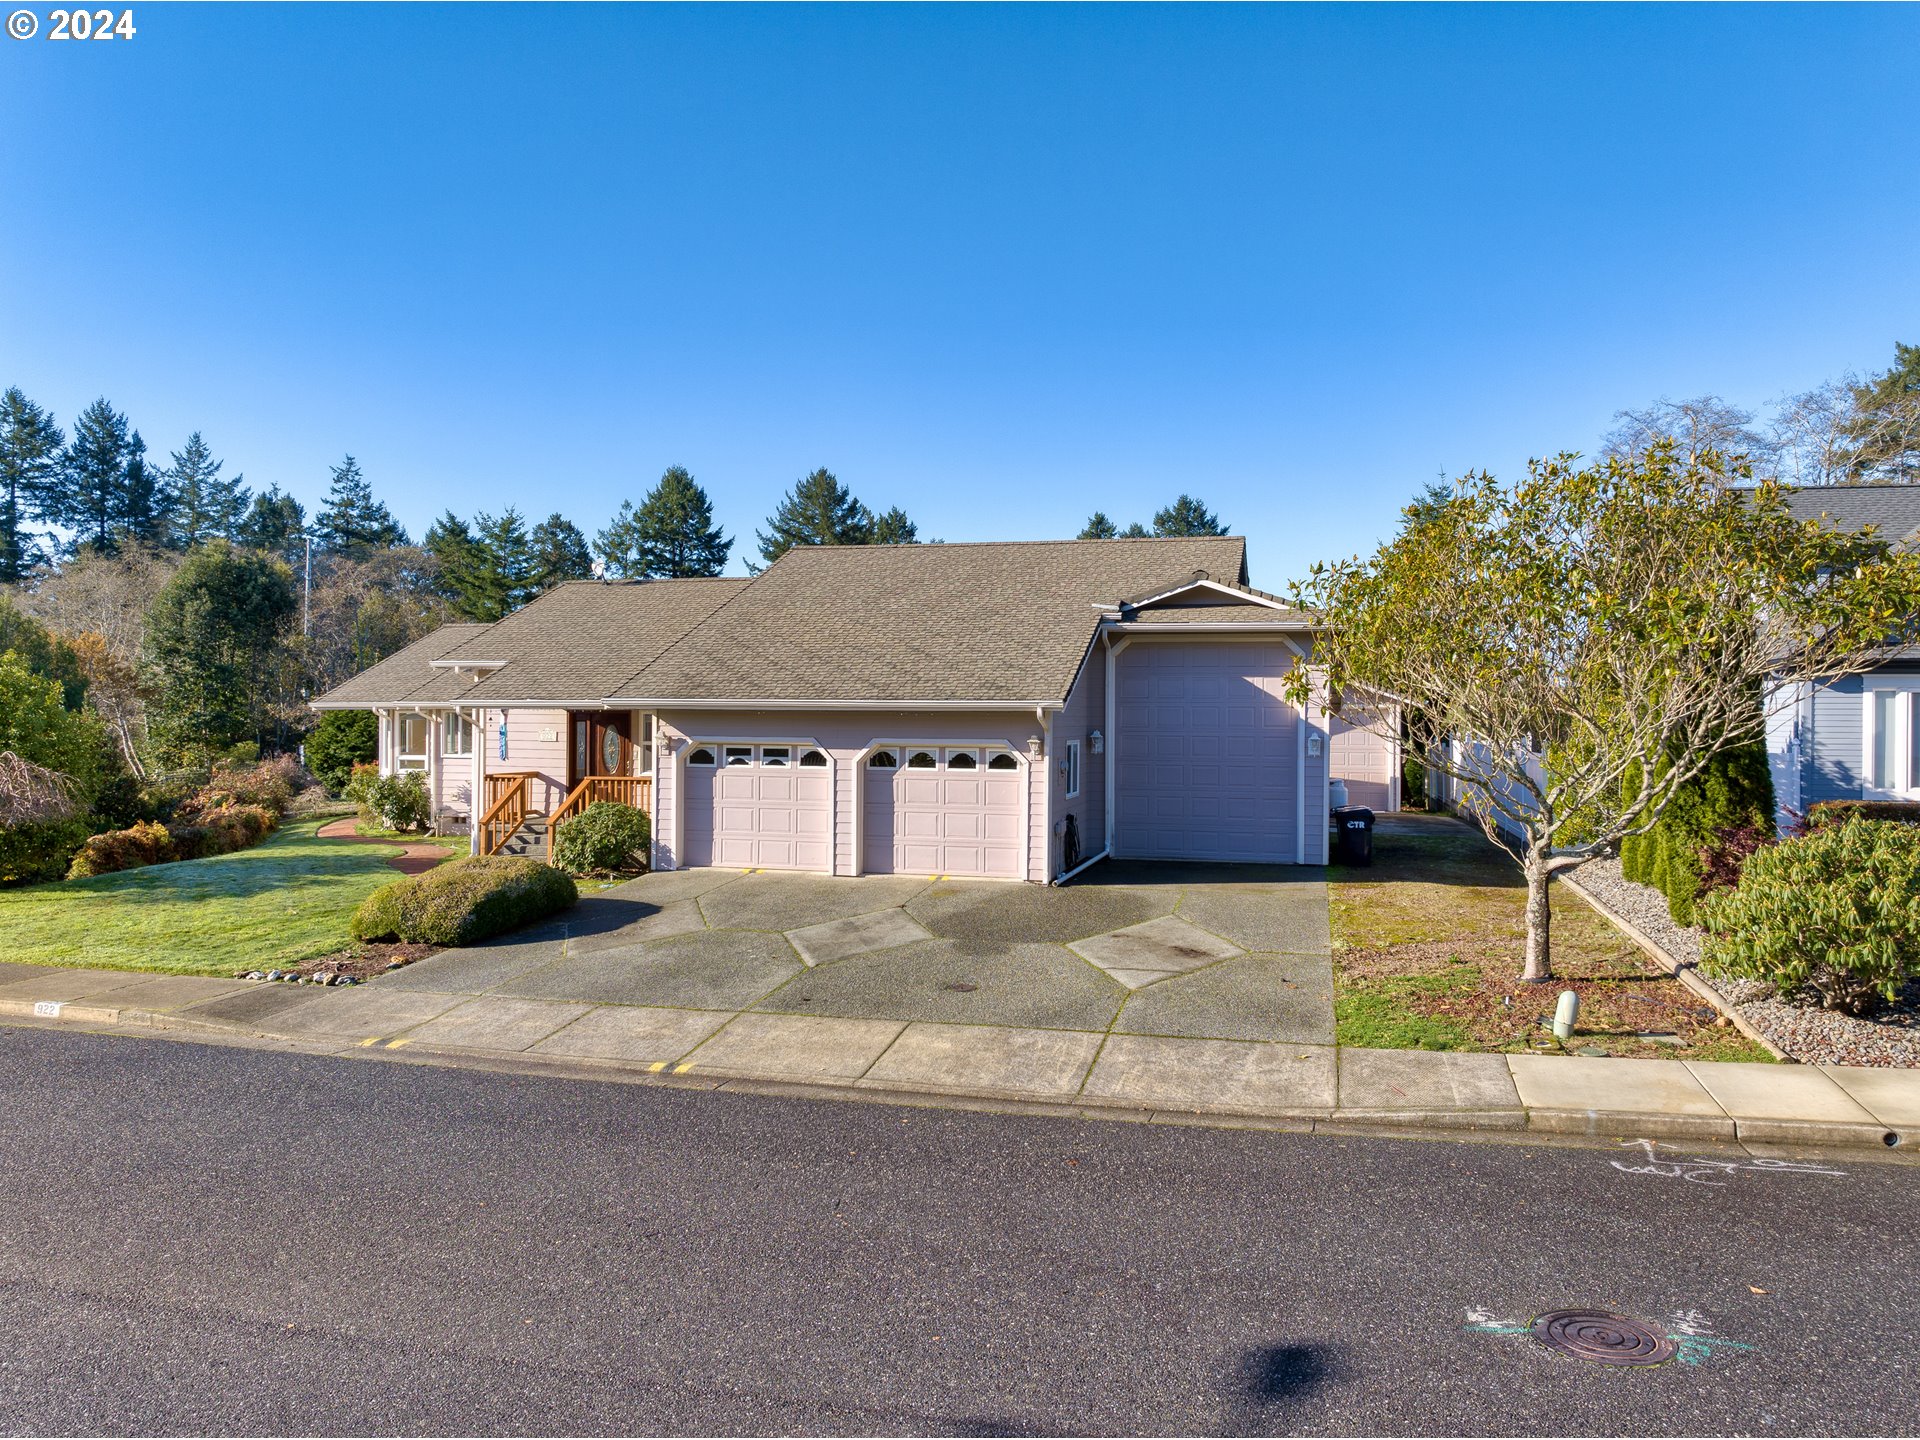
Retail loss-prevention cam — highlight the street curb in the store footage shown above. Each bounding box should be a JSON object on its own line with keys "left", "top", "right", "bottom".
{"left": 2, "top": 1000, "right": 1908, "bottom": 1155}
{"left": 1559, "top": 870, "right": 1791, "bottom": 1062}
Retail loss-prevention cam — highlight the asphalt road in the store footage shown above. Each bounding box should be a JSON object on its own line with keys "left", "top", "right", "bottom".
{"left": 1, "top": 1026, "right": 1916, "bottom": 1437}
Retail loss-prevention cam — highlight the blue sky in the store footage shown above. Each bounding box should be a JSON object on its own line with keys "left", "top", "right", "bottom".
{"left": 3, "top": 3, "right": 1915, "bottom": 588}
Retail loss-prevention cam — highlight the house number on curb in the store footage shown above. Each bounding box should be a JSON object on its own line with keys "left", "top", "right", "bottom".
{"left": 32, "top": 1001, "right": 62, "bottom": 1018}
{"left": 1609, "top": 1138, "right": 1847, "bottom": 1187}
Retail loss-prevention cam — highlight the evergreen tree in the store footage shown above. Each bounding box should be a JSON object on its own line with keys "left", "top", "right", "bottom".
{"left": 1844, "top": 340, "right": 1920, "bottom": 483}
{"left": 165, "top": 432, "right": 250, "bottom": 548}
{"left": 1400, "top": 481, "right": 1454, "bottom": 533}
{"left": 868, "top": 506, "right": 918, "bottom": 545}
{"left": 236, "top": 485, "right": 308, "bottom": 564}
{"left": 116, "top": 432, "right": 174, "bottom": 550}
{"left": 1077, "top": 512, "right": 1119, "bottom": 540}
{"left": 424, "top": 510, "right": 484, "bottom": 610}
{"left": 142, "top": 540, "right": 298, "bottom": 765}
{"left": 430, "top": 509, "right": 537, "bottom": 621}
{"left": 1120, "top": 521, "right": 1151, "bottom": 538}
{"left": 528, "top": 513, "right": 595, "bottom": 590}
{"left": 54, "top": 398, "right": 137, "bottom": 556}
{"left": 1151, "top": 494, "right": 1227, "bottom": 537}
{"left": 754, "top": 468, "right": 871, "bottom": 568}
{"left": 313, "top": 455, "right": 408, "bottom": 558}
{"left": 0, "top": 387, "right": 64, "bottom": 583}
{"left": 597, "top": 467, "right": 731, "bottom": 578}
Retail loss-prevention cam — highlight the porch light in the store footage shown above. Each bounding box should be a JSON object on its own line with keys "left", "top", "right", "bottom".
{"left": 1089, "top": 730, "right": 1104, "bottom": 755}
{"left": 1027, "top": 735, "right": 1043, "bottom": 758}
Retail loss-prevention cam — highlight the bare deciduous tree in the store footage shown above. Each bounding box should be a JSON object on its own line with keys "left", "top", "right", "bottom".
{"left": 0, "top": 751, "right": 78, "bottom": 827}
{"left": 1602, "top": 395, "right": 1778, "bottom": 471}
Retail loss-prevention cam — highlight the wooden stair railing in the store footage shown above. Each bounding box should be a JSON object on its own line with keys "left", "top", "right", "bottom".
{"left": 550, "top": 774, "right": 652, "bottom": 842}
{"left": 477, "top": 774, "right": 531, "bottom": 857}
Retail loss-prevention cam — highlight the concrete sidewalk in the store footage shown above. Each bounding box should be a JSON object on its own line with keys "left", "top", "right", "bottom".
{"left": 2, "top": 963, "right": 1915, "bottom": 1153}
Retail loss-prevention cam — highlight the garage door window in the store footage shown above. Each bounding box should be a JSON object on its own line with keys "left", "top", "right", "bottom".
{"left": 724, "top": 746, "right": 754, "bottom": 767}
{"left": 761, "top": 746, "right": 790, "bottom": 767}
{"left": 687, "top": 747, "right": 715, "bottom": 766}
{"left": 988, "top": 752, "right": 1019, "bottom": 771}
{"left": 800, "top": 749, "right": 828, "bottom": 768}
{"left": 907, "top": 750, "right": 937, "bottom": 769}
{"left": 870, "top": 750, "right": 898, "bottom": 769}
{"left": 946, "top": 750, "right": 978, "bottom": 770}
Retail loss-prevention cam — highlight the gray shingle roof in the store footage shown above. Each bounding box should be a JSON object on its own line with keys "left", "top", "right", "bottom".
{"left": 311, "top": 624, "right": 492, "bottom": 706}
{"left": 1777, "top": 485, "right": 1920, "bottom": 543}
{"left": 612, "top": 536, "right": 1263, "bottom": 704}
{"left": 1126, "top": 600, "right": 1293, "bottom": 624}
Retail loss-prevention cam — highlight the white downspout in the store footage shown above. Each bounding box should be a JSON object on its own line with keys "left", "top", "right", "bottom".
{"left": 1104, "top": 634, "right": 1130, "bottom": 858}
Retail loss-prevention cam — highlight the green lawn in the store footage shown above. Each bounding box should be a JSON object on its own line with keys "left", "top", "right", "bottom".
{"left": 0, "top": 816, "right": 411, "bottom": 976}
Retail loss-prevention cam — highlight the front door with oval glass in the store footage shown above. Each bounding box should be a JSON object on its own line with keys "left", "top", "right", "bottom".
{"left": 568, "top": 711, "right": 638, "bottom": 787}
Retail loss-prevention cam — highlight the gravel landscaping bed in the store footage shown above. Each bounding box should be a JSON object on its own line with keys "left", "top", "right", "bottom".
{"left": 1573, "top": 855, "right": 1920, "bottom": 1068}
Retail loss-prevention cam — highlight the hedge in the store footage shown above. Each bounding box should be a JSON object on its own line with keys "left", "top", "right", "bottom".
{"left": 551, "top": 801, "right": 651, "bottom": 876}
{"left": 350, "top": 856, "right": 578, "bottom": 947}
{"left": 1620, "top": 738, "right": 1775, "bottom": 926}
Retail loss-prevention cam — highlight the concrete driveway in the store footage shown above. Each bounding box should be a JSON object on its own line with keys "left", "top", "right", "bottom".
{"left": 183, "top": 861, "right": 1334, "bottom": 1110}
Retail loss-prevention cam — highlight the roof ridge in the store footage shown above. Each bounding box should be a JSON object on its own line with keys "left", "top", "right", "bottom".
{"left": 773, "top": 534, "right": 1244, "bottom": 551}
{"left": 604, "top": 560, "right": 773, "bottom": 695}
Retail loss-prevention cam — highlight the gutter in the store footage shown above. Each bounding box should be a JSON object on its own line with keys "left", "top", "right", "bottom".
{"left": 1051, "top": 848, "right": 1110, "bottom": 886}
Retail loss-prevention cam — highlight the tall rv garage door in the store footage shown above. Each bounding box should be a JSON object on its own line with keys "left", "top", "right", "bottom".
{"left": 863, "top": 747, "right": 1024, "bottom": 878}
{"left": 1112, "top": 641, "right": 1302, "bottom": 864}
{"left": 682, "top": 744, "right": 831, "bottom": 870}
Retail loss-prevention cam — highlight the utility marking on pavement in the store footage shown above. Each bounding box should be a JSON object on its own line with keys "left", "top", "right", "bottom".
{"left": 1609, "top": 1138, "right": 1846, "bottom": 1187}
{"left": 647, "top": 1062, "right": 667, "bottom": 1072}
{"left": 1465, "top": 1306, "right": 1754, "bottom": 1368}
{"left": 32, "top": 1001, "right": 63, "bottom": 1018}
{"left": 385, "top": 1038, "right": 411, "bottom": 1050}
{"left": 357, "top": 1037, "right": 380, "bottom": 1047}
{"left": 672, "top": 1062, "right": 694, "bottom": 1073}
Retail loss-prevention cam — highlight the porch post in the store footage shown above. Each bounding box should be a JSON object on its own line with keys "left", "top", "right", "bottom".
{"left": 469, "top": 707, "right": 485, "bottom": 856}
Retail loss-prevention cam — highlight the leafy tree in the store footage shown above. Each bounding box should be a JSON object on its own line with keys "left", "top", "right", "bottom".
{"left": 1842, "top": 340, "right": 1920, "bottom": 483}
{"left": 313, "top": 455, "right": 407, "bottom": 558}
{"left": 755, "top": 468, "right": 871, "bottom": 568}
{"left": 0, "top": 593, "right": 88, "bottom": 710}
{"left": 1078, "top": 512, "right": 1119, "bottom": 540}
{"left": 142, "top": 541, "right": 298, "bottom": 766}
{"left": 868, "top": 506, "right": 918, "bottom": 545}
{"left": 1291, "top": 443, "right": 1920, "bottom": 982}
{"left": 236, "top": 485, "right": 308, "bottom": 564}
{"left": 53, "top": 398, "right": 137, "bottom": 556}
{"left": 0, "top": 387, "right": 64, "bottom": 583}
{"left": 165, "top": 432, "right": 249, "bottom": 547}
{"left": 528, "top": 513, "right": 595, "bottom": 590}
{"left": 305, "top": 708, "right": 378, "bottom": 793}
{"left": 0, "top": 654, "right": 106, "bottom": 883}
{"left": 597, "top": 467, "right": 732, "bottom": 579}
{"left": 1152, "top": 494, "right": 1227, "bottom": 537}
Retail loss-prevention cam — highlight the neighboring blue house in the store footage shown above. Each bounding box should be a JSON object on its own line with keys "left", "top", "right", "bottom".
{"left": 1765, "top": 485, "right": 1920, "bottom": 829}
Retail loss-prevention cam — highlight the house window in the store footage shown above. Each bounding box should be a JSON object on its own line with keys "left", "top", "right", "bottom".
{"left": 396, "top": 713, "right": 429, "bottom": 772}
{"left": 761, "top": 746, "right": 791, "bottom": 767}
{"left": 987, "top": 752, "right": 1019, "bottom": 771}
{"left": 799, "top": 749, "right": 828, "bottom": 767}
{"left": 444, "top": 713, "right": 473, "bottom": 757}
{"left": 1064, "top": 740, "right": 1081, "bottom": 798}
{"left": 1866, "top": 689, "right": 1920, "bottom": 795}
{"left": 946, "top": 750, "right": 978, "bottom": 770}
{"left": 907, "top": 750, "right": 937, "bottom": 769}
{"left": 869, "top": 750, "right": 898, "bottom": 769}
{"left": 687, "top": 747, "right": 716, "bottom": 766}
{"left": 724, "top": 746, "right": 754, "bottom": 767}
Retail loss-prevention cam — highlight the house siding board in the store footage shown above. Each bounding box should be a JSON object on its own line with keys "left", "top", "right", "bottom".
{"left": 486, "top": 708, "right": 570, "bottom": 814}
{"left": 1801, "top": 663, "right": 1920, "bottom": 810}
{"left": 1051, "top": 645, "right": 1106, "bottom": 873}
{"left": 1111, "top": 637, "right": 1305, "bottom": 865}
{"left": 656, "top": 709, "right": 1044, "bottom": 880}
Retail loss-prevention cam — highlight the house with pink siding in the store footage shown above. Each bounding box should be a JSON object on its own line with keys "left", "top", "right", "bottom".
{"left": 313, "top": 536, "right": 1390, "bottom": 881}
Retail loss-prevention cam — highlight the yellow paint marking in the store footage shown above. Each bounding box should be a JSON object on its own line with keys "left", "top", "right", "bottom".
{"left": 672, "top": 1062, "right": 695, "bottom": 1074}
{"left": 647, "top": 1061, "right": 668, "bottom": 1073}
{"left": 357, "top": 1037, "right": 380, "bottom": 1048}
{"left": 385, "top": 1038, "right": 411, "bottom": 1050}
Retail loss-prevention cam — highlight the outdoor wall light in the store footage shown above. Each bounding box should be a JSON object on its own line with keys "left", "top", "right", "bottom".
{"left": 1089, "top": 730, "right": 1104, "bottom": 755}
{"left": 1027, "top": 735, "right": 1043, "bottom": 758}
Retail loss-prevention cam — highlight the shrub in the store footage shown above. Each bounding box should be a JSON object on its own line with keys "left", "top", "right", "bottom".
{"left": 1620, "top": 738, "right": 1774, "bottom": 925}
{"left": 1800, "top": 799, "right": 1920, "bottom": 832}
{"left": 345, "top": 768, "right": 432, "bottom": 832}
{"left": 306, "top": 710, "right": 378, "bottom": 793}
{"left": 551, "top": 801, "right": 651, "bottom": 876}
{"left": 1700, "top": 816, "right": 1920, "bottom": 1015}
{"left": 181, "top": 755, "right": 304, "bottom": 818}
{"left": 350, "top": 857, "right": 577, "bottom": 947}
{"left": 1, "top": 818, "right": 92, "bottom": 885}
{"left": 67, "top": 820, "right": 176, "bottom": 878}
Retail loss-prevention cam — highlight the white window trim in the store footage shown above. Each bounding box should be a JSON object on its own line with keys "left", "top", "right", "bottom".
{"left": 443, "top": 712, "right": 474, "bottom": 758}
{"left": 395, "top": 713, "right": 431, "bottom": 773}
{"left": 943, "top": 748, "right": 982, "bottom": 769}
{"left": 1862, "top": 683, "right": 1920, "bottom": 798}
{"left": 1064, "top": 740, "right": 1081, "bottom": 799}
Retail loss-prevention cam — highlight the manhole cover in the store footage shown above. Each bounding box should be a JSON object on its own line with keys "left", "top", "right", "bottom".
{"left": 1530, "top": 1310, "right": 1676, "bottom": 1366}
{"left": 943, "top": 982, "right": 978, "bottom": 992}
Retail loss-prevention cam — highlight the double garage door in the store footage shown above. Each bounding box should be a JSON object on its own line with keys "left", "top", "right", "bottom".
{"left": 680, "top": 742, "right": 1025, "bottom": 878}
{"left": 1113, "top": 641, "right": 1303, "bottom": 864}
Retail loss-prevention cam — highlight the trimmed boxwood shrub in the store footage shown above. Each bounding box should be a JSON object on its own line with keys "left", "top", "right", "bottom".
{"left": 351, "top": 856, "right": 578, "bottom": 947}
{"left": 1699, "top": 816, "right": 1920, "bottom": 1015}
{"left": 551, "top": 801, "right": 651, "bottom": 876}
